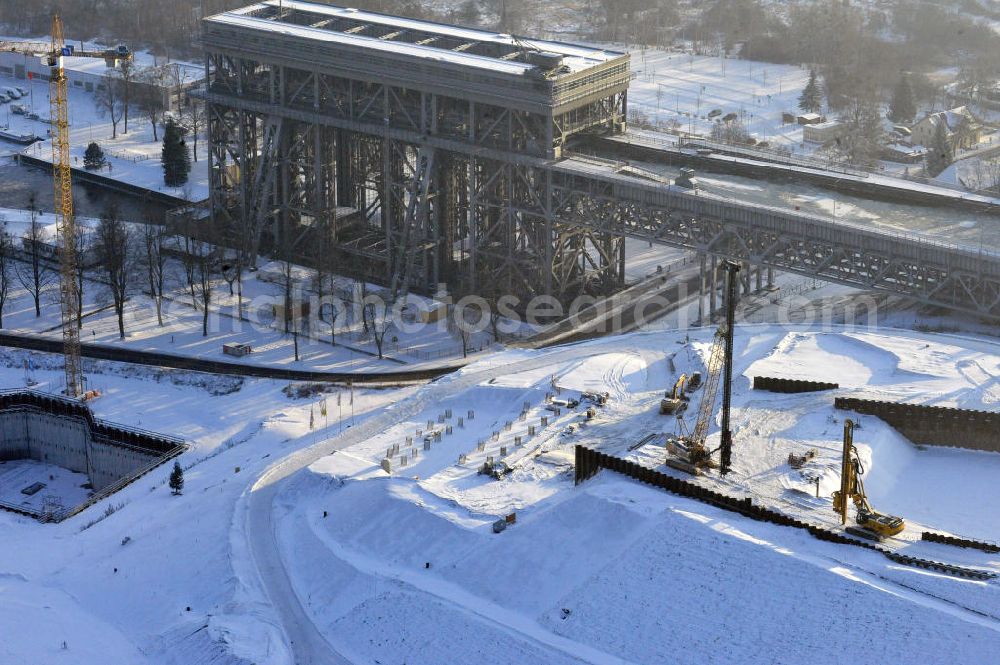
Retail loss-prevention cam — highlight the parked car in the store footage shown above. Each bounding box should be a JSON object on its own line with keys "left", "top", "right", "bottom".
{"left": 3, "top": 88, "right": 22, "bottom": 99}
{"left": 15, "top": 87, "right": 28, "bottom": 97}
{"left": 0, "top": 93, "right": 10, "bottom": 104}
{"left": 11, "top": 104, "right": 28, "bottom": 115}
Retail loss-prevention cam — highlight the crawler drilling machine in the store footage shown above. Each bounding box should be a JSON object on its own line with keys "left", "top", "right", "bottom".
{"left": 665, "top": 261, "right": 740, "bottom": 475}
{"left": 832, "top": 419, "right": 905, "bottom": 539}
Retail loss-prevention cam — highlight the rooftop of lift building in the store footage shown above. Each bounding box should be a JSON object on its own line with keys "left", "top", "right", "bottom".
{"left": 204, "top": 0, "right": 627, "bottom": 78}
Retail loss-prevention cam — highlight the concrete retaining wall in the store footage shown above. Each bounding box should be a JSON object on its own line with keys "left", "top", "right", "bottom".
{"left": 835, "top": 397, "right": 1000, "bottom": 452}
{"left": 0, "top": 391, "right": 185, "bottom": 501}
{"left": 0, "top": 408, "right": 160, "bottom": 490}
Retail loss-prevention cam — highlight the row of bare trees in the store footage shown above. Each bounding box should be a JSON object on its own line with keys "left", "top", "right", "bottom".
{"left": 0, "top": 192, "right": 214, "bottom": 340}
{"left": 0, "top": 201, "right": 495, "bottom": 362}
{"left": 95, "top": 62, "right": 203, "bottom": 158}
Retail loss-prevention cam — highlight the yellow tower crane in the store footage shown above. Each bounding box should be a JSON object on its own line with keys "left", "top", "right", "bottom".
{"left": 3, "top": 17, "right": 131, "bottom": 397}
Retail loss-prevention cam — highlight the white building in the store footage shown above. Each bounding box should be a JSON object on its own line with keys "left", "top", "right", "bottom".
{"left": 0, "top": 40, "right": 202, "bottom": 111}
{"left": 802, "top": 120, "right": 845, "bottom": 144}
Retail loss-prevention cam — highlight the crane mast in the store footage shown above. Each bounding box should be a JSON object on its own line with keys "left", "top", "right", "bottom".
{"left": 49, "top": 16, "right": 83, "bottom": 398}
{"left": 2, "top": 16, "right": 131, "bottom": 397}
{"left": 665, "top": 260, "right": 740, "bottom": 474}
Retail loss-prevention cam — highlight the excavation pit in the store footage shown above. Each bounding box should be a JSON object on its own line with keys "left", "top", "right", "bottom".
{"left": 0, "top": 390, "right": 186, "bottom": 522}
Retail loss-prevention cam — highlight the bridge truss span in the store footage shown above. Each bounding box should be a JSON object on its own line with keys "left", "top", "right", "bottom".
{"left": 550, "top": 161, "right": 1000, "bottom": 320}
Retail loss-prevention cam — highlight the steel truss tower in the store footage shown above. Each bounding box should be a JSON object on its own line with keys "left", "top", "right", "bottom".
{"left": 204, "top": 1, "right": 631, "bottom": 302}
{"left": 203, "top": 2, "right": 1000, "bottom": 322}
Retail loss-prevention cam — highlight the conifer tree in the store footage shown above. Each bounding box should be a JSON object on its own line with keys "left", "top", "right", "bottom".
{"left": 162, "top": 119, "right": 191, "bottom": 187}
{"left": 798, "top": 70, "right": 822, "bottom": 114}
{"left": 888, "top": 73, "right": 917, "bottom": 124}
{"left": 926, "top": 119, "right": 954, "bottom": 177}
{"left": 169, "top": 462, "right": 184, "bottom": 495}
{"left": 83, "top": 142, "right": 106, "bottom": 171}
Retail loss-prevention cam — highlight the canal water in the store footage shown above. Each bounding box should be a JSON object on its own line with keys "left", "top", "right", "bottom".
{"left": 0, "top": 153, "right": 172, "bottom": 222}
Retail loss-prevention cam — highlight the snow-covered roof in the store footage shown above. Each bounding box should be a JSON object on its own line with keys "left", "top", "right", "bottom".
{"left": 884, "top": 142, "right": 926, "bottom": 155}
{"left": 920, "top": 106, "right": 979, "bottom": 133}
{"left": 807, "top": 120, "right": 841, "bottom": 129}
{"left": 0, "top": 34, "right": 203, "bottom": 80}
{"left": 206, "top": 0, "right": 624, "bottom": 76}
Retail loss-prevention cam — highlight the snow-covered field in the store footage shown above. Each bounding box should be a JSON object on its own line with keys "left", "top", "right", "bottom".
{"left": 3, "top": 323, "right": 997, "bottom": 664}
{"left": 629, "top": 50, "right": 812, "bottom": 151}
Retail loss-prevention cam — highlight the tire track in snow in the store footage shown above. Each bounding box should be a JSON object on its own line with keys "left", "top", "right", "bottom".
{"left": 236, "top": 344, "right": 624, "bottom": 664}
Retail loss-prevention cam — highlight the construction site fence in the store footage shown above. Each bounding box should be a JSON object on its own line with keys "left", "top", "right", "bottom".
{"left": 835, "top": 397, "right": 1000, "bottom": 452}
{"left": 574, "top": 445, "right": 994, "bottom": 580}
{"left": 921, "top": 531, "right": 1000, "bottom": 554}
{"left": 752, "top": 376, "right": 839, "bottom": 393}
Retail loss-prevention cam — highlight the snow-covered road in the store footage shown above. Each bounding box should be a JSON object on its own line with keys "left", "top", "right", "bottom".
{"left": 239, "top": 344, "right": 598, "bottom": 663}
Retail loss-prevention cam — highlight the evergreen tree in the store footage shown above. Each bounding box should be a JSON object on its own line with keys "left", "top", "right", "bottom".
{"left": 888, "top": 73, "right": 917, "bottom": 124}
{"left": 926, "top": 119, "right": 954, "bottom": 177}
{"left": 456, "top": 0, "right": 480, "bottom": 25}
{"left": 161, "top": 119, "right": 191, "bottom": 187}
{"left": 837, "top": 90, "right": 884, "bottom": 168}
{"left": 169, "top": 461, "right": 184, "bottom": 495}
{"left": 83, "top": 142, "right": 106, "bottom": 171}
{"left": 798, "top": 69, "right": 822, "bottom": 114}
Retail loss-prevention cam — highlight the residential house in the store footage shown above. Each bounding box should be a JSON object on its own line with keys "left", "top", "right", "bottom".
{"left": 911, "top": 106, "right": 983, "bottom": 151}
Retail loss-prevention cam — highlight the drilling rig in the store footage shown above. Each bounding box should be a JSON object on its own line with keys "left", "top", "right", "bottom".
{"left": 832, "top": 419, "right": 905, "bottom": 540}
{"left": 2, "top": 18, "right": 131, "bottom": 397}
{"left": 665, "top": 260, "right": 740, "bottom": 475}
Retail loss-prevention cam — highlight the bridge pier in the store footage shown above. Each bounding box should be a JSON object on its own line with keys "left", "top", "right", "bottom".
{"left": 698, "top": 253, "right": 707, "bottom": 325}
{"left": 709, "top": 256, "right": 718, "bottom": 320}
{"left": 767, "top": 267, "right": 775, "bottom": 290}
{"left": 756, "top": 264, "right": 763, "bottom": 293}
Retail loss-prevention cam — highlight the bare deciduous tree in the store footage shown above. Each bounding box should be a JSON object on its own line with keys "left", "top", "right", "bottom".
{"left": 95, "top": 203, "right": 137, "bottom": 339}
{"left": 312, "top": 221, "right": 343, "bottom": 346}
{"left": 117, "top": 57, "right": 136, "bottom": 134}
{"left": 95, "top": 70, "right": 125, "bottom": 139}
{"left": 362, "top": 295, "right": 393, "bottom": 359}
{"left": 140, "top": 222, "right": 168, "bottom": 326}
{"left": 136, "top": 67, "right": 166, "bottom": 142}
{"left": 182, "top": 99, "right": 204, "bottom": 163}
{"left": 0, "top": 224, "right": 14, "bottom": 328}
{"left": 73, "top": 224, "right": 90, "bottom": 329}
{"left": 15, "top": 194, "right": 54, "bottom": 318}
{"left": 177, "top": 212, "right": 216, "bottom": 336}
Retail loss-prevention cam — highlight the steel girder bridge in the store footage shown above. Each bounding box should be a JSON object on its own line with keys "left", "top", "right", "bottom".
{"left": 549, "top": 161, "right": 1000, "bottom": 320}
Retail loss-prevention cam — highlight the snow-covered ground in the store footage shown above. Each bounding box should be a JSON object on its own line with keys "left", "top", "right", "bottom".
{"left": 0, "top": 247, "right": 498, "bottom": 371}
{"left": 629, "top": 50, "right": 813, "bottom": 151}
{"left": 0, "top": 459, "right": 90, "bottom": 514}
{"left": 2, "top": 324, "right": 999, "bottom": 664}
{"left": 265, "top": 325, "right": 1000, "bottom": 664}
{"left": 0, "top": 68, "right": 208, "bottom": 201}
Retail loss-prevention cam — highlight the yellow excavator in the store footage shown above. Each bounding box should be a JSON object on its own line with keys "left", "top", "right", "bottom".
{"left": 660, "top": 374, "right": 689, "bottom": 415}
{"left": 832, "top": 419, "right": 905, "bottom": 539}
